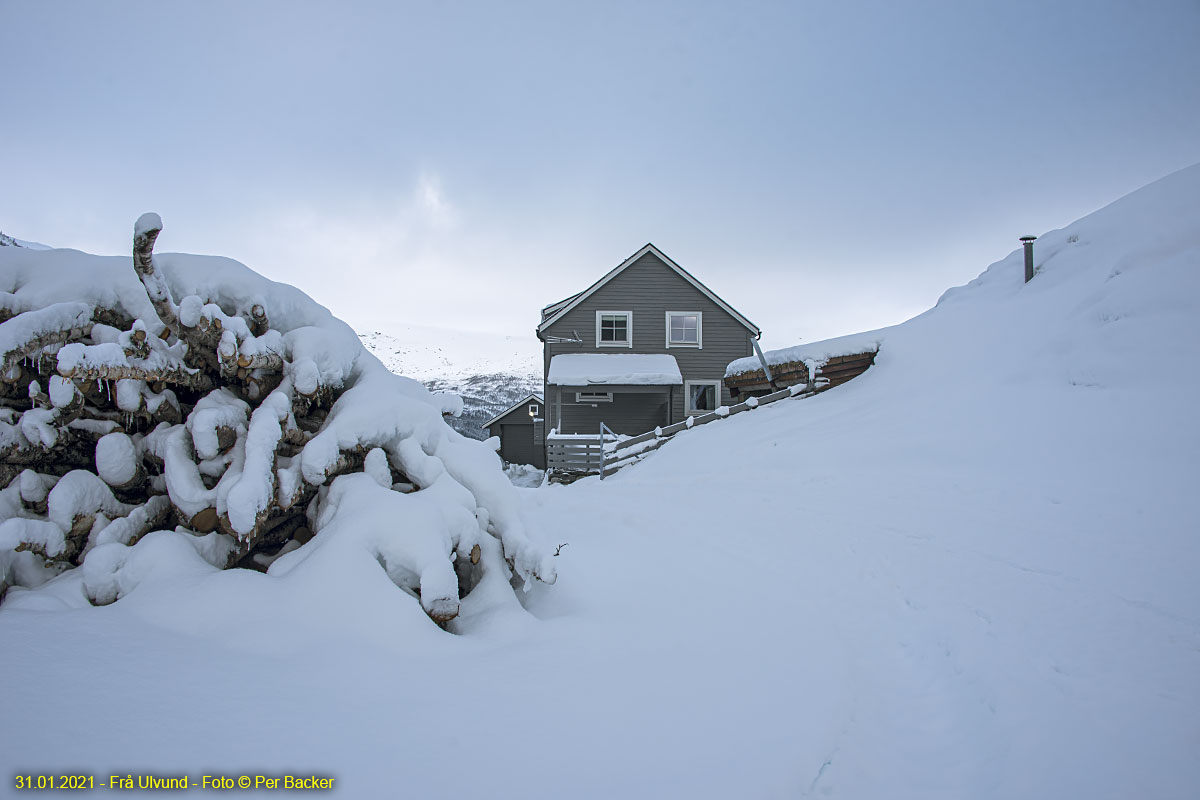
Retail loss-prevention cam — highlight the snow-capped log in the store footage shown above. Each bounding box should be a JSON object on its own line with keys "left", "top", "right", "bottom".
{"left": 0, "top": 301, "right": 94, "bottom": 375}
{"left": 0, "top": 214, "right": 556, "bottom": 626}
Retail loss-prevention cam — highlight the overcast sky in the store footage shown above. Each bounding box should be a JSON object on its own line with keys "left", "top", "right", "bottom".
{"left": 2, "top": 0, "right": 1198, "bottom": 348}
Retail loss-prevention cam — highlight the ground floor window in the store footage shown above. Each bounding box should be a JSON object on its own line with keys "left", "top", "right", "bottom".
{"left": 685, "top": 380, "right": 721, "bottom": 414}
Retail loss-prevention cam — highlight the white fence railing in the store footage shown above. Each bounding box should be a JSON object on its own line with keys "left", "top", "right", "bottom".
{"left": 546, "top": 380, "right": 827, "bottom": 481}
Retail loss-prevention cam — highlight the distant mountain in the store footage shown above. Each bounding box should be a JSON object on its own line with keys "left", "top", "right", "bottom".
{"left": 359, "top": 326, "right": 541, "bottom": 440}
{"left": 0, "top": 231, "right": 52, "bottom": 250}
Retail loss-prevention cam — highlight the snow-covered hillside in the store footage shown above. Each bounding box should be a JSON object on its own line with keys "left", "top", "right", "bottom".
{"left": 359, "top": 326, "right": 539, "bottom": 385}
{"left": 2, "top": 165, "right": 1197, "bottom": 798}
{"left": 360, "top": 327, "right": 540, "bottom": 439}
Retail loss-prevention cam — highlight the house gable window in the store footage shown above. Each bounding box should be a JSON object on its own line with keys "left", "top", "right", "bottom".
{"left": 595, "top": 310, "right": 632, "bottom": 348}
{"left": 685, "top": 380, "right": 721, "bottom": 414}
{"left": 528, "top": 403, "right": 539, "bottom": 416}
{"left": 666, "top": 311, "right": 702, "bottom": 348}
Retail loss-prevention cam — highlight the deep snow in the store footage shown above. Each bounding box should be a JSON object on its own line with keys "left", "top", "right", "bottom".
{"left": 2, "top": 165, "right": 1198, "bottom": 798}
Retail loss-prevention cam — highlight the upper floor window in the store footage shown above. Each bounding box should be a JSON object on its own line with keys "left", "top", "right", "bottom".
{"left": 666, "top": 311, "right": 702, "bottom": 348}
{"left": 596, "top": 311, "right": 632, "bottom": 348}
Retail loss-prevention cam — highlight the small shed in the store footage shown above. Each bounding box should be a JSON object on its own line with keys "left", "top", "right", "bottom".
{"left": 483, "top": 393, "right": 546, "bottom": 469}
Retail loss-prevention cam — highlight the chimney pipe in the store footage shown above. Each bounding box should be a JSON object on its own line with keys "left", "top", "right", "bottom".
{"left": 1020, "top": 236, "right": 1037, "bottom": 283}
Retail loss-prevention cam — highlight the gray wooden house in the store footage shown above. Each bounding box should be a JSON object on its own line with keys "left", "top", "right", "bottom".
{"left": 482, "top": 393, "right": 546, "bottom": 468}
{"left": 536, "top": 243, "right": 760, "bottom": 441}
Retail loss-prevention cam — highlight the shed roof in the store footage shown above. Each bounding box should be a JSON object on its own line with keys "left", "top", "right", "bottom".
{"left": 547, "top": 353, "right": 683, "bottom": 386}
{"left": 481, "top": 393, "right": 544, "bottom": 430}
{"left": 536, "top": 243, "right": 760, "bottom": 337}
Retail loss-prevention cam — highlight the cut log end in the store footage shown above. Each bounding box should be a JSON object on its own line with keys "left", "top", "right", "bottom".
{"left": 190, "top": 507, "right": 218, "bottom": 533}
{"left": 424, "top": 597, "right": 460, "bottom": 625}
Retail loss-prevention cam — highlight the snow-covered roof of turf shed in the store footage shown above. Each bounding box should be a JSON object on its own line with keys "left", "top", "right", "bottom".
{"left": 481, "top": 393, "right": 545, "bottom": 429}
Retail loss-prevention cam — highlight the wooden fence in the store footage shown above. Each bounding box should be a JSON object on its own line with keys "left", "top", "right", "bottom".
{"left": 545, "top": 434, "right": 607, "bottom": 478}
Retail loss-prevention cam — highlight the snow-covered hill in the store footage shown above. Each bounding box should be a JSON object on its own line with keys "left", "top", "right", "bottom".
{"left": 517, "top": 163, "right": 1200, "bottom": 797}
{"left": 2, "top": 166, "right": 1197, "bottom": 798}
{"left": 359, "top": 327, "right": 541, "bottom": 439}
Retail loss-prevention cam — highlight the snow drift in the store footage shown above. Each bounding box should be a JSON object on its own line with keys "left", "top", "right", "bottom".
{"left": 1, "top": 165, "right": 1197, "bottom": 798}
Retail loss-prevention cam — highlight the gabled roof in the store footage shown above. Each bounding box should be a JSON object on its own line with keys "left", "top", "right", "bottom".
{"left": 536, "top": 243, "right": 761, "bottom": 337}
{"left": 540, "top": 292, "right": 581, "bottom": 322}
{"left": 481, "top": 393, "right": 544, "bottom": 430}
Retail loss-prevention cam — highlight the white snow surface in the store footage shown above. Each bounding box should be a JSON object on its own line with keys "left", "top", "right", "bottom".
{"left": 2, "top": 165, "right": 1200, "bottom": 798}
{"left": 547, "top": 352, "right": 683, "bottom": 385}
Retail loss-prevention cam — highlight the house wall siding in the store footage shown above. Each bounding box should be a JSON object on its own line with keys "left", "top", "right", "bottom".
{"left": 552, "top": 387, "right": 671, "bottom": 435}
{"left": 542, "top": 251, "right": 754, "bottom": 430}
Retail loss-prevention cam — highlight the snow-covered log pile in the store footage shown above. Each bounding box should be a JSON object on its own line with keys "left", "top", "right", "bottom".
{"left": 0, "top": 214, "right": 555, "bottom": 625}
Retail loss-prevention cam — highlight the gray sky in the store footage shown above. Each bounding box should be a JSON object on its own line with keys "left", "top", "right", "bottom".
{"left": 2, "top": 0, "right": 1198, "bottom": 348}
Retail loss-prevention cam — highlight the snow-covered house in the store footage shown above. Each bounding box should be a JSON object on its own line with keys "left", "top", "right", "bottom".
{"left": 482, "top": 394, "right": 546, "bottom": 469}
{"left": 535, "top": 244, "right": 760, "bottom": 443}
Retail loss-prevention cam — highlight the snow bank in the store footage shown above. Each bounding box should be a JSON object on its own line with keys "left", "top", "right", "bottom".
{"left": 0, "top": 224, "right": 555, "bottom": 626}
{"left": 3, "top": 166, "right": 1196, "bottom": 798}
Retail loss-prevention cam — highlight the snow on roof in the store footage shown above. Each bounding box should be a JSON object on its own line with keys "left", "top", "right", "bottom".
{"left": 481, "top": 393, "right": 545, "bottom": 429}
{"left": 726, "top": 328, "right": 889, "bottom": 377}
{"left": 547, "top": 353, "right": 683, "bottom": 386}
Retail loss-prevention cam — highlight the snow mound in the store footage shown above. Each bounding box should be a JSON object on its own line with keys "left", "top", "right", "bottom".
{"left": 0, "top": 219, "right": 556, "bottom": 629}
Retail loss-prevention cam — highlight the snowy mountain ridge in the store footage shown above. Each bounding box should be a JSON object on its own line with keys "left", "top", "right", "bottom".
{"left": 359, "top": 326, "right": 541, "bottom": 439}
{"left": 0, "top": 230, "right": 51, "bottom": 250}
{"left": 358, "top": 326, "right": 540, "bottom": 386}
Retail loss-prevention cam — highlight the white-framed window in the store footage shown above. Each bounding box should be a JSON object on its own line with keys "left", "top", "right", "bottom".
{"left": 684, "top": 380, "right": 721, "bottom": 414}
{"left": 528, "top": 403, "right": 539, "bottom": 415}
{"left": 576, "top": 391, "right": 613, "bottom": 403}
{"left": 666, "top": 311, "right": 703, "bottom": 348}
{"left": 595, "top": 310, "right": 632, "bottom": 348}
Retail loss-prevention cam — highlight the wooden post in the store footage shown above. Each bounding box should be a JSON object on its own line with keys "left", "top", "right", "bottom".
{"left": 1020, "top": 236, "right": 1037, "bottom": 283}
{"left": 751, "top": 336, "right": 776, "bottom": 388}
{"left": 555, "top": 386, "right": 562, "bottom": 435}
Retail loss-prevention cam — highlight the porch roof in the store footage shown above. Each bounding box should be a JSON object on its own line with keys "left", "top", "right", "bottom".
{"left": 547, "top": 353, "right": 683, "bottom": 386}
